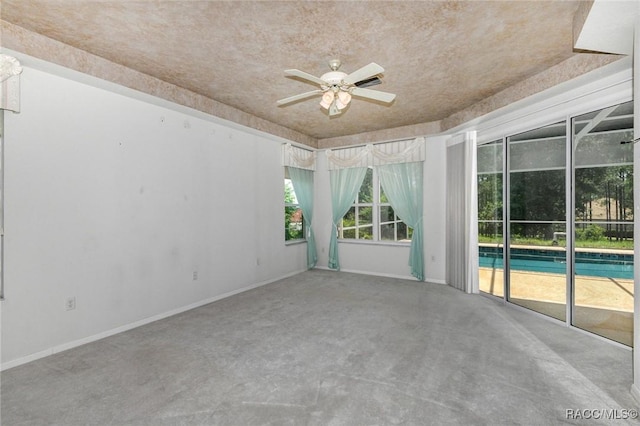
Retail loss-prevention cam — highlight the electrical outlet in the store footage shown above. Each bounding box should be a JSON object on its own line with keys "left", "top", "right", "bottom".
{"left": 192, "top": 271, "right": 198, "bottom": 281}
{"left": 65, "top": 297, "right": 76, "bottom": 311}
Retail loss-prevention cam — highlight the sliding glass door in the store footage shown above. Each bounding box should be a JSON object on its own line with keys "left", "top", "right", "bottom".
{"left": 477, "top": 100, "right": 634, "bottom": 346}
{"left": 572, "top": 102, "right": 634, "bottom": 346}
{"left": 478, "top": 140, "right": 504, "bottom": 298}
{"left": 507, "top": 122, "right": 567, "bottom": 321}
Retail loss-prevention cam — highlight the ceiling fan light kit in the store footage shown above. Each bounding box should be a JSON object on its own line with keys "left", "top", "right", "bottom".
{"left": 278, "top": 59, "right": 396, "bottom": 117}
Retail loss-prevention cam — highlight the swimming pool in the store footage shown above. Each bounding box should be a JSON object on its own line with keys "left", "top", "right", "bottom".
{"left": 479, "top": 247, "right": 633, "bottom": 279}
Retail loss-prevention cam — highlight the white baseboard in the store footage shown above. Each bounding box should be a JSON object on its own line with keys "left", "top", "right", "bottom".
{"left": 340, "top": 268, "right": 415, "bottom": 281}
{"left": 1, "top": 269, "right": 306, "bottom": 371}
{"left": 315, "top": 265, "right": 447, "bottom": 285}
{"left": 313, "top": 265, "right": 415, "bottom": 281}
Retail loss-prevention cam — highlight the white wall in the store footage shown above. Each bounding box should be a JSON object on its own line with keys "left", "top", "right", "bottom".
{"left": 313, "top": 138, "right": 447, "bottom": 284}
{"left": 1, "top": 65, "right": 307, "bottom": 368}
{"left": 423, "top": 136, "right": 447, "bottom": 283}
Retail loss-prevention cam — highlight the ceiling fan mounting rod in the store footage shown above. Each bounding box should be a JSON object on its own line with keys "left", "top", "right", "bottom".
{"left": 328, "top": 58, "right": 341, "bottom": 71}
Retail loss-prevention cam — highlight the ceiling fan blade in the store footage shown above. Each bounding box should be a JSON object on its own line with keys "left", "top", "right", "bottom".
{"left": 351, "top": 87, "right": 396, "bottom": 104}
{"left": 342, "top": 62, "right": 385, "bottom": 85}
{"left": 277, "top": 90, "right": 323, "bottom": 106}
{"left": 284, "top": 69, "right": 326, "bottom": 86}
{"left": 355, "top": 76, "right": 381, "bottom": 88}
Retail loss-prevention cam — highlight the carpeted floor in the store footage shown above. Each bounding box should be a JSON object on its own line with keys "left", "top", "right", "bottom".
{"left": 1, "top": 269, "right": 637, "bottom": 425}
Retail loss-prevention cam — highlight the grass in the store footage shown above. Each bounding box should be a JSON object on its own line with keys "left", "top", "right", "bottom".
{"left": 478, "top": 235, "right": 633, "bottom": 251}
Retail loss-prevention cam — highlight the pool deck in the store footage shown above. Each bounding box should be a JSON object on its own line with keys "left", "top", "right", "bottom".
{"left": 479, "top": 267, "right": 634, "bottom": 346}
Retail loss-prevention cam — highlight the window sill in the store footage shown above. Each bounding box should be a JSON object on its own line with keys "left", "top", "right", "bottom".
{"left": 338, "top": 239, "right": 411, "bottom": 248}
{"left": 285, "top": 239, "right": 307, "bottom": 246}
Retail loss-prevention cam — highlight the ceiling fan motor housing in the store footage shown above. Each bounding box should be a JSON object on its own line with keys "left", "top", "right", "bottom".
{"left": 320, "top": 71, "right": 348, "bottom": 87}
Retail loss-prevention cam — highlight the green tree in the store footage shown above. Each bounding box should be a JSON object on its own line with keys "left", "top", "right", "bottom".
{"left": 600, "top": 165, "right": 633, "bottom": 240}
{"left": 509, "top": 169, "right": 565, "bottom": 239}
{"left": 575, "top": 167, "right": 606, "bottom": 222}
{"left": 477, "top": 173, "right": 503, "bottom": 238}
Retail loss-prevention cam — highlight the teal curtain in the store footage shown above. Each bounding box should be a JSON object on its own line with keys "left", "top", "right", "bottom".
{"left": 288, "top": 166, "right": 317, "bottom": 269}
{"left": 377, "top": 162, "right": 424, "bottom": 281}
{"left": 328, "top": 167, "right": 368, "bottom": 270}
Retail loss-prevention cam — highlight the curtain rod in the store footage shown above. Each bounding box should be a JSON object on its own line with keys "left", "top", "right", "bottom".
{"left": 324, "top": 136, "right": 424, "bottom": 151}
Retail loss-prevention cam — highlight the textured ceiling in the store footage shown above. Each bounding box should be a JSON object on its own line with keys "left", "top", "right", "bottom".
{"left": 1, "top": 1, "right": 602, "bottom": 144}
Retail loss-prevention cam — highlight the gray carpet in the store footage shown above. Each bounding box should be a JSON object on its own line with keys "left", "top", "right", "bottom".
{"left": 1, "top": 269, "right": 637, "bottom": 425}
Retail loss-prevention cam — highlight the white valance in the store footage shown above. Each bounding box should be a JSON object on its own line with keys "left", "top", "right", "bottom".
{"left": 282, "top": 143, "right": 316, "bottom": 170}
{"left": 0, "top": 54, "right": 22, "bottom": 113}
{"left": 325, "top": 145, "right": 370, "bottom": 169}
{"left": 326, "top": 137, "right": 425, "bottom": 170}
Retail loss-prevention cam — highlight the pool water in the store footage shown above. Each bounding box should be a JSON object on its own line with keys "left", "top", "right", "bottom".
{"left": 479, "top": 247, "right": 633, "bottom": 279}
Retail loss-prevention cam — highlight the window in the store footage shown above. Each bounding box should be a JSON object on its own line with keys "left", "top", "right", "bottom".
{"left": 284, "top": 168, "right": 304, "bottom": 241}
{"left": 339, "top": 167, "right": 412, "bottom": 242}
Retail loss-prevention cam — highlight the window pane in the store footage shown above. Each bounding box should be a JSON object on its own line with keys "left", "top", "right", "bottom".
{"left": 285, "top": 206, "right": 304, "bottom": 240}
{"left": 575, "top": 166, "right": 633, "bottom": 233}
{"left": 397, "top": 222, "right": 408, "bottom": 241}
{"left": 284, "top": 178, "right": 298, "bottom": 204}
{"left": 380, "top": 223, "right": 395, "bottom": 241}
{"left": 510, "top": 138, "right": 566, "bottom": 172}
{"left": 380, "top": 205, "right": 394, "bottom": 223}
{"left": 358, "top": 225, "right": 373, "bottom": 240}
{"left": 284, "top": 174, "right": 303, "bottom": 241}
{"left": 575, "top": 133, "right": 633, "bottom": 168}
{"left": 510, "top": 170, "right": 565, "bottom": 223}
{"left": 509, "top": 122, "right": 566, "bottom": 172}
{"left": 343, "top": 206, "right": 356, "bottom": 226}
{"left": 343, "top": 228, "right": 355, "bottom": 239}
{"left": 358, "top": 206, "right": 372, "bottom": 225}
{"left": 358, "top": 168, "right": 374, "bottom": 203}
{"left": 478, "top": 173, "right": 503, "bottom": 226}
{"left": 380, "top": 184, "right": 388, "bottom": 203}
{"left": 478, "top": 142, "right": 503, "bottom": 174}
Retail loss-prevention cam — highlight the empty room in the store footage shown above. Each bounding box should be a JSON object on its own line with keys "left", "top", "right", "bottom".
{"left": 1, "top": 1, "right": 640, "bottom": 424}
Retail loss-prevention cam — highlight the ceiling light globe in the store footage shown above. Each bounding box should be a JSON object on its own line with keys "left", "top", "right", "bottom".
{"left": 336, "top": 91, "right": 352, "bottom": 110}
{"left": 320, "top": 91, "right": 335, "bottom": 109}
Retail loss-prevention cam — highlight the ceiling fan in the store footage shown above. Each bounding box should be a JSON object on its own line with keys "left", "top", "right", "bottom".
{"left": 277, "top": 59, "right": 396, "bottom": 117}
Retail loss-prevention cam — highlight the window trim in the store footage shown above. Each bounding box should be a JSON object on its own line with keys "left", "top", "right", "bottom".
{"left": 285, "top": 239, "right": 307, "bottom": 246}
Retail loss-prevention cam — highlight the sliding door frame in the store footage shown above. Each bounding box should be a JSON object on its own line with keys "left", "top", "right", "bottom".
{"left": 503, "top": 136, "right": 510, "bottom": 304}
{"left": 566, "top": 117, "right": 575, "bottom": 326}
